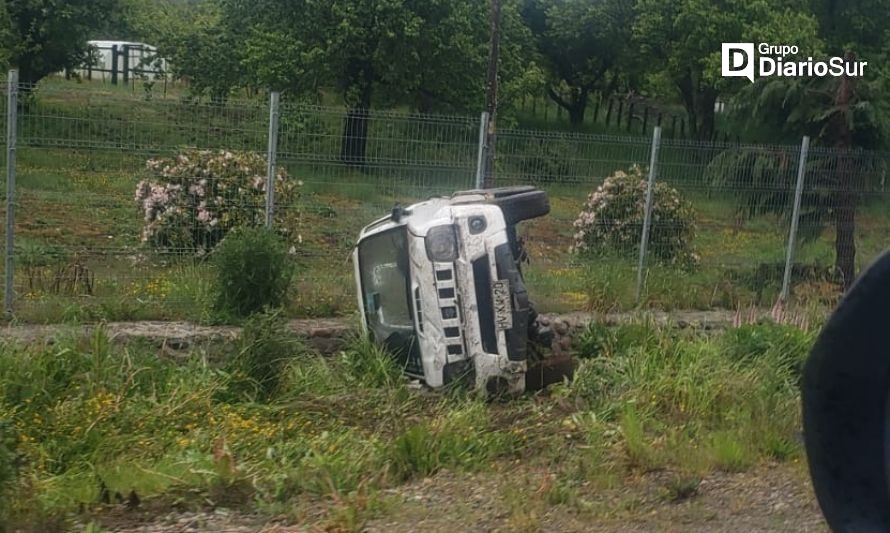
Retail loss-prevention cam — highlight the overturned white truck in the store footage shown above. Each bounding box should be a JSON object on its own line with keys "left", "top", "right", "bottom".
{"left": 352, "top": 186, "right": 570, "bottom": 395}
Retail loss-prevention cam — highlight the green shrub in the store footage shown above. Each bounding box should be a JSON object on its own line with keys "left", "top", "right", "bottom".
{"left": 571, "top": 165, "right": 698, "bottom": 268}
{"left": 720, "top": 321, "right": 814, "bottom": 377}
{"left": 389, "top": 402, "right": 510, "bottom": 480}
{"left": 225, "top": 310, "right": 301, "bottom": 401}
{"left": 575, "top": 320, "right": 661, "bottom": 359}
{"left": 211, "top": 227, "right": 295, "bottom": 318}
{"left": 135, "top": 149, "right": 301, "bottom": 255}
{"left": 340, "top": 338, "right": 403, "bottom": 389}
{"left": 575, "top": 322, "right": 616, "bottom": 359}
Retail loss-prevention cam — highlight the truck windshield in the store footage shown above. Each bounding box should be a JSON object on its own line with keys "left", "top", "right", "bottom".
{"left": 357, "top": 226, "right": 419, "bottom": 371}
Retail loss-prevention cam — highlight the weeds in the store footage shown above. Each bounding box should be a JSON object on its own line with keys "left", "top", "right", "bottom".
{"left": 389, "top": 401, "right": 513, "bottom": 481}
{"left": 224, "top": 310, "right": 301, "bottom": 401}
{"left": 0, "top": 319, "right": 812, "bottom": 528}
{"left": 569, "top": 319, "right": 805, "bottom": 475}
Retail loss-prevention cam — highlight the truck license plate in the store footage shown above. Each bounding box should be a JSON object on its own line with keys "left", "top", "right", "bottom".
{"left": 492, "top": 280, "right": 513, "bottom": 330}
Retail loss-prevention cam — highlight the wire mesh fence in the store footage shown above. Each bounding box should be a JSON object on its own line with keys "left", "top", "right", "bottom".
{"left": 3, "top": 74, "right": 890, "bottom": 322}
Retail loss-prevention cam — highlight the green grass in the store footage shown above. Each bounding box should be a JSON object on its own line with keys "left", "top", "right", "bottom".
{"left": 0, "top": 318, "right": 811, "bottom": 529}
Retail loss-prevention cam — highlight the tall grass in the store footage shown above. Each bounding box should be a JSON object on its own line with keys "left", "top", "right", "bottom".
{"left": 0, "top": 318, "right": 813, "bottom": 528}
{"left": 569, "top": 319, "right": 811, "bottom": 476}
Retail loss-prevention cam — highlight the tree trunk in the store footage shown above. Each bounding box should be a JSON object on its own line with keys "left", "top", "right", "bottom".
{"left": 567, "top": 98, "right": 587, "bottom": 128}
{"left": 340, "top": 77, "right": 373, "bottom": 167}
{"left": 829, "top": 51, "right": 857, "bottom": 290}
{"left": 546, "top": 86, "right": 589, "bottom": 129}
{"left": 693, "top": 89, "right": 717, "bottom": 140}
{"left": 675, "top": 71, "right": 716, "bottom": 140}
{"left": 340, "top": 108, "right": 370, "bottom": 167}
{"left": 835, "top": 188, "right": 856, "bottom": 289}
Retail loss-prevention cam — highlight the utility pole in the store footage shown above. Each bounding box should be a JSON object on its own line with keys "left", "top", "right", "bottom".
{"left": 482, "top": 0, "right": 501, "bottom": 188}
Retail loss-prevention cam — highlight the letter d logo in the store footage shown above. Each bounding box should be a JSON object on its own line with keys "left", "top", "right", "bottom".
{"left": 722, "top": 43, "right": 755, "bottom": 83}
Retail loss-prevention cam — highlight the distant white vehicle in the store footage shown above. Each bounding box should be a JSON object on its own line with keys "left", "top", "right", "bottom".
{"left": 68, "top": 40, "right": 168, "bottom": 82}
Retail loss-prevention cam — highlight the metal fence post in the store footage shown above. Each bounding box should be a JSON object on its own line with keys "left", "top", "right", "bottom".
{"left": 5, "top": 70, "right": 18, "bottom": 317}
{"left": 636, "top": 126, "right": 662, "bottom": 304}
{"left": 474, "top": 111, "right": 489, "bottom": 189}
{"left": 780, "top": 135, "right": 810, "bottom": 303}
{"left": 265, "top": 91, "right": 280, "bottom": 228}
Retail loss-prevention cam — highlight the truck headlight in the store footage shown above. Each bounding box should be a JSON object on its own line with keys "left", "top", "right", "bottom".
{"left": 425, "top": 225, "right": 458, "bottom": 262}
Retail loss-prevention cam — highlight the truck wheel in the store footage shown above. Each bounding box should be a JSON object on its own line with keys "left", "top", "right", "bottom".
{"left": 492, "top": 190, "right": 550, "bottom": 225}
{"left": 802, "top": 250, "right": 890, "bottom": 531}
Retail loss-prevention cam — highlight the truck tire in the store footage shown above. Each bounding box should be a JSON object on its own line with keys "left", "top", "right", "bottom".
{"left": 492, "top": 190, "right": 550, "bottom": 225}
{"left": 455, "top": 186, "right": 537, "bottom": 198}
{"left": 802, "top": 250, "right": 890, "bottom": 531}
{"left": 487, "top": 186, "right": 538, "bottom": 198}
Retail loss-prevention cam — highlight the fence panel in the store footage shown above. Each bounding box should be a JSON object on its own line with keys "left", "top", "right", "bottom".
{"left": 12, "top": 82, "right": 269, "bottom": 321}
{"left": 792, "top": 147, "right": 890, "bottom": 306}
{"left": 494, "top": 128, "right": 654, "bottom": 312}
{"left": 273, "top": 102, "right": 479, "bottom": 315}
{"left": 656, "top": 138, "right": 802, "bottom": 310}
{"left": 5, "top": 77, "right": 889, "bottom": 321}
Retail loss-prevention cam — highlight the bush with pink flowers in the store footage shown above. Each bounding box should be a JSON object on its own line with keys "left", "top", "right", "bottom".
{"left": 571, "top": 165, "right": 698, "bottom": 268}
{"left": 135, "top": 150, "right": 300, "bottom": 255}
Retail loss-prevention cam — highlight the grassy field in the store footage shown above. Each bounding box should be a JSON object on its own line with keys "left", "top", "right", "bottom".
{"left": 2, "top": 77, "right": 888, "bottom": 323}
{"left": 0, "top": 313, "right": 816, "bottom": 530}
{"left": 0, "top": 78, "right": 834, "bottom": 531}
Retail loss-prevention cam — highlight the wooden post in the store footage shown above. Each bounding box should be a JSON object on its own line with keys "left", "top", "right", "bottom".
{"left": 122, "top": 44, "right": 130, "bottom": 84}
{"left": 616, "top": 100, "right": 624, "bottom": 130}
{"left": 111, "top": 45, "right": 119, "bottom": 85}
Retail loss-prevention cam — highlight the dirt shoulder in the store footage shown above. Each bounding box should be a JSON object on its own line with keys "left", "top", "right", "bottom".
{"left": 86, "top": 462, "right": 824, "bottom": 532}
{"left": 367, "top": 462, "right": 824, "bottom": 533}
{"left": 2, "top": 309, "right": 761, "bottom": 354}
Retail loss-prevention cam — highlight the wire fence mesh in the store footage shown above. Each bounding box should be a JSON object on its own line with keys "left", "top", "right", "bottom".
{"left": 3, "top": 76, "right": 890, "bottom": 322}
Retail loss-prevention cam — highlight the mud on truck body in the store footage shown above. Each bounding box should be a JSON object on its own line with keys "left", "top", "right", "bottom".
{"left": 352, "top": 186, "right": 567, "bottom": 395}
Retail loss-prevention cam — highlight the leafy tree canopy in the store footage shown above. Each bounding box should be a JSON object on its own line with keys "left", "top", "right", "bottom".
{"left": 633, "top": 0, "right": 820, "bottom": 139}
{"left": 3, "top": 0, "right": 117, "bottom": 86}
{"left": 522, "top": 0, "right": 636, "bottom": 127}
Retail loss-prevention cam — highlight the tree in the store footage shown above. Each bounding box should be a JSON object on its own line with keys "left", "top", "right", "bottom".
{"left": 126, "top": 0, "right": 246, "bottom": 102}
{"left": 3, "top": 0, "right": 116, "bottom": 87}
{"left": 0, "top": 3, "right": 11, "bottom": 70}
{"left": 720, "top": 0, "right": 890, "bottom": 289}
{"left": 222, "top": 0, "right": 535, "bottom": 165}
{"left": 633, "top": 0, "right": 819, "bottom": 139}
{"left": 522, "top": 0, "right": 635, "bottom": 128}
